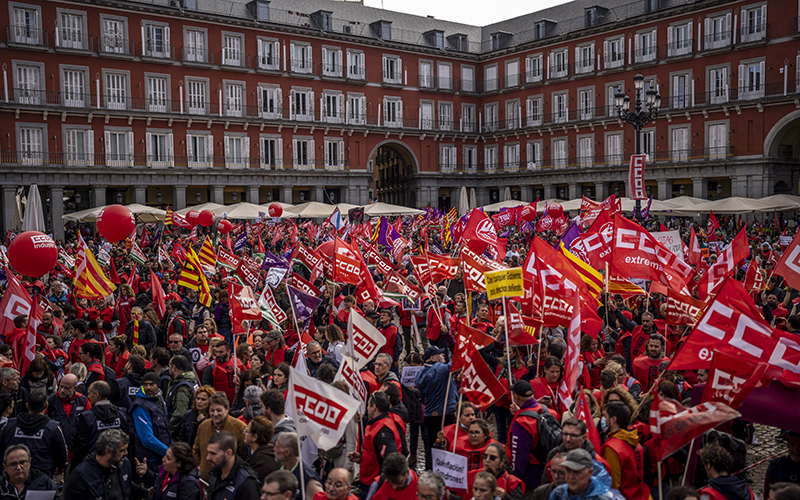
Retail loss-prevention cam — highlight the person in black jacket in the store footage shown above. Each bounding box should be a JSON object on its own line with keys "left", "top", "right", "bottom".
{"left": 116, "top": 354, "right": 147, "bottom": 411}
{"left": 0, "top": 368, "right": 28, "bottom": 418}
{"left": 124, "top": 307, "right": 157, "bottom": 354}
{"left": 72, "top": 381, "right": 128, "bottom": 467}
{"left": 0, "top": 392, "right": 67, "bottom": 475}
{"left": 0, "top": 444, "right": 57, "bottom": 500}
{"left": 64, "top": 429, "right": 140, "bottom": 500}
{"left": 207, "top": 430, "right": 261, "bottom": 500}
{"left": 135, "top": 442, "right": 203, "bottom": 500}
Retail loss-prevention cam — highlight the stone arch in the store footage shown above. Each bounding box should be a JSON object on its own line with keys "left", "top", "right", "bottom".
{"left": 764, "top": 110, "right": 800, "bottom": 160}
{"left": 369, "top": 140, "right": 419, "bottom": 206}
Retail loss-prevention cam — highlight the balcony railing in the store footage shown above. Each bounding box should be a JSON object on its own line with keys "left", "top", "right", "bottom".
{"left": 139, "top": 42, "right": 174, "bottom": 60}
{"left": 738, "top": 23, "right": 768, "bottom": 44}
{"left": 182, "top": 47, "right": 213, "bottom": 64}
{"left": 55, "top": 30, "right": 93, "bottom": 51}
{"left": 633, "top": 46, "right": 658, "bottom": 63}
{"left": 524, "top": 71, "right": 544, "bottom": 84}
{"left": 603, "top": 53, "right": 626, "bottom": 69}
{"left": 665, "top": 39, "right": 693, "bottom": 58}
{"left": 346, "top": 67, "right": 367, "bottom": 81}
{"left": 320, "top": 63, "right": 345, "bottom": 78}
{"left": 220, "top": 52, "right": 251, "bottom": 69}
{"left": 6, "top": 25, "right": 48, "bottom": 47}
{"left": 98, "top": 37, "right": 135, "bottom": 55}
{"left": 703, "top": 31, "right": 732, "bottom": 50}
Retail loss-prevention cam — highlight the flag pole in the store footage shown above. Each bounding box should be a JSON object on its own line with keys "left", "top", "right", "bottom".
{"left": 657, "top": 461, "right": 663, "bottom": 500}
{"left": 502, "top": 295, "right": 514, "bottom": 386}
{"left": 441, "top": 371, "right": 453, "bottom": 430}
{"left": 451, "top": 392, "right": 463, "bottom": 454}
{"left": 466, "top": 291, "right": 472, "bottom": 327}
{"left": 681, "top": 438, "right": 696, "bottom": 486}
{"left": 297, "top": 430, "right": 306, "bottom": 500}
{"left": 535, "top": 326, "right": 544, "bottom": 378}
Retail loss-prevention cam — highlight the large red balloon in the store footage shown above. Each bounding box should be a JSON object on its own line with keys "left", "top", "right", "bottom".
{"left": 185, "top": 210, "right": 201, "bottom": 227}
{"left": 217, "top": 219, "right": 233, "bottom": 234}
{"left": 268, "top": 203, "right": 283, "bottom": 218}
{"left": 548, "top": 203, "right": 564, "bottom": 220}
{"left": 199, "top": 209, "right": 215, "bottom": 227}
{"left": 8, "top": 231, "right": 58, "bottom": 277}
{"left": 520, "top": 204, "right": 537, "bottom": 222}
{"left": 466, "top": 237, "right": 489, "bottom": 255}
{"left": 96, "top": 204, "right": 136, "bottom": 242}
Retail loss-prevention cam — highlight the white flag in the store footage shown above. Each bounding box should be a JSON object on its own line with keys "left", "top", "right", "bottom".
{"left": 334, "top": 355, "right": 369, "bottom": 413}
{"left": 259, "top": 285, "right": 287, "bottom": 328}
{"left": 345, "top": 309, "right": 386, "bottom": 371}
{"left": 287, "top": 366, "right": 360, "bottom": 450}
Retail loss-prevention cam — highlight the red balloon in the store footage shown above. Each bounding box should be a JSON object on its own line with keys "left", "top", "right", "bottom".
{"left": 185, "top": 210, "right": 201, "bottom": 227}
{"left": 466, "top": 237, "right": 489, "bottom": 255}
{"left": 520, "top": 204, "right": 537, "bottom": 222}
{"left": 548, "top": 203, "right": 564, "bottom": 219}
{"left": 8, "top": 231, "right": 57, "bottom": 277}
{"left": 217, "top": 219, "right": 233, "bottom": 234}
{"left": 316, "top": 240, "right": 334, "bottom": 258}
{"left": 96, "top": 204, "right": 136, "bottom": 243}
{"left": 267, "top": 203, "right": 283, "bottom": 218}
{"left": 199, "top": 209, "right": 215, "bottom": 227}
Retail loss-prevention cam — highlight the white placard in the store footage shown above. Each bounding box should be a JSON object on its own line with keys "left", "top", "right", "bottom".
{"left": 401, "top": 366, "right": 424, "bottom": 387}
{"left": 652, "top": 230, "right": 684, "bottom": 261}
{"left": 431, "top": 449, "right": 468, "bottom": 490}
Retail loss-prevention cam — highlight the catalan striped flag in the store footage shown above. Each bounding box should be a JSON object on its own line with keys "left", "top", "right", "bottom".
{"left": 165, "top": 209, "right": 193, "bottom": 229}
{"left": 197, "top": 236, "right": 217, "bottom": 272}
{"left": 558, "top": 242, "right": 604, "bottom": 298}
{"left": 73, "top": 234, "right": 117, "bottom": 300}
{"left": 132, "top": 310, "right": 140, "bottom": 345}
{"left": 178, "top": 247, "right": 213, "bottom": 307}
{"left": 129, "top": 241, "right": 147, "bottom": 266}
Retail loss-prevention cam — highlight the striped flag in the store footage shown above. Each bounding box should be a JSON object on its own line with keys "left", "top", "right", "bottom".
{"left": 178, "top": 248, "right": 213, "bottom": 307}
{"left": 129, "top": 242, "right": 147, "bottom": 266}
{"left": 558, "top": 242, "right": 604, "bottom": 298}
{"left": 73, "top": 234, "right": 117, "bottom": 300}
{"left": 165, "top": 209, "right": 193, "bottom": 229}
{"left": 132, "top": 310, "right": 140, "bottom": 345}
{"left": 59, "top": 248, "right": 75, "bottom": 268}
{"left": 197, "top": 236, "right": 217, "bottom": 272}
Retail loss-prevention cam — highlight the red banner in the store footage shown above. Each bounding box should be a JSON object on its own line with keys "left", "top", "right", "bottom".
{"left": 702, "top": 350, "right": 770, "bottom": 409}
{"left": 235, "top": 255, "right": 261, "bottom": 289}
{"left": 775, "top": 232, "right": 800, "bottom": 291}
{"left": 453, "top": 323, "right": 496, "bottom": 373}
{"left": 459, "top": 340, "right": 508, "bottom": 411}
{"left": 461, "top": 247, "right": 508, "bottom": 292}
{"left": 505, "top": 300, "right": 537, "bottom": 346}
{"left": 651, "top": 396, "right": 740, "bottom": 461}
{"left": 696, "top": 229, "right": 750, "bottom": 300}
{"left": 665, "top": 289, "right": 706, "bottom": 326}
{"left": 743, "top": 261, "right": 766, "bottom": 292}
{"left": 628, "top": 154, "right": 647, "bottom": 200}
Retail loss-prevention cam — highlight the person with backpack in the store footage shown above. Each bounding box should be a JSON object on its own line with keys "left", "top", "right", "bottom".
{"left": 134, "top": 442, "right": 203, "bottom": 500}
{"left": 600, "top": 402, "right": 651, "bottom": 500}
{"left": 507, "top": 380, "right": 561, "bottom": 492}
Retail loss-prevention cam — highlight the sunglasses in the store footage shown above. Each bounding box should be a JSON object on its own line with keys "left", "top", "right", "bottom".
{"left": 482, "top": 454, "right": 499, "bottom": 461}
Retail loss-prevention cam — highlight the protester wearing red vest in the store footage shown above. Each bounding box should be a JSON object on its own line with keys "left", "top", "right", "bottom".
{"left": 378, "top": 310, "right": 400, "bottom": 360}
{"left": 466, "top": 442, "right": 525, "bottom": 500}
{"left": 365, "top": 452, "right": 418, "bottom": 500}
{"left": 348, "top": 392, "right": 404, "bottom": 493}
{"left": 632, "top": 335, "right": 670, "bottom": 392}
{"left": 507, "top": 380, "right": 545, "bottom": 491}
{"left": 698, "top": 442, "right": 756, "bottom": 500}
{"left": 600, "top": 402, "right": 651, "bottom": 500}
{"left": 201, "top": 341, "right": 245, "bottom": 404}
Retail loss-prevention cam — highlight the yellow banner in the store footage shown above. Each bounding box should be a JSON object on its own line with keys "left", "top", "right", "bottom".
{"left": 484, "top": 268, "right": 524, "bottom": 300}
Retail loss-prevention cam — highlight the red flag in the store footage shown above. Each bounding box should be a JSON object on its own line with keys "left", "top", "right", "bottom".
{"left": 688, "top": 227, "right": 703, "bottom": 267}
{"left": 452, "top": 323, "right": 496, "bottom": 372}
{"left": 15, "top": 290, "right": 41, "bottom": 373}
{"left": 575, "top": 391, "right": 601, "bottom": 452}
{"left": 461, "top": 208, "right": 497, "bottom": 251}
{"left": 668, "top": 277, "right": 800, "bottom": 385}
{"left": 695, "top": 228, "right": 749, "bottom": 300}
{"left": 459, "top": 340, "right": 508, "bottom": 411}
{"left": 257, "top": 234, "right": 265, "bottom": 254}
{"left": 228, "top": 282, "right": 262, "bottom": 334}
{"left": 235, "top": 255, "right": 261, "bottom": 289}
{"left": 150, "top": 270, "right": 166, "bottom": 318}
{"left": 170, "top": 244, "right": 187, "bottom": 264}
{"left": 659, "top": 223, "right": 668, "bottom": 232}
{"left": 0, "top": 268, "right": 32, "bottom": 339}
{"left": 775, "top": 232, "right": 800, "bottom": 291}
{"left": 557, "top": 293, "right": 582, "bottom": 407}
{"left": 650, "top": 397, "right": 740, "bottom": 461}
{"left": 505, "top": 300, "right": 537, "bottom": 346}
{"left": 332, "top": 237, "right": 362, "bottom": 285}
{"left": 665, "top": 288, "right": 706, "bottom": 326}
{"left": 461, "top": 247, "right": 508, "bottom": 292}
{"left": 707, "top": 211, "right": 720, "bottom": 240}
{"left": 701, "top": 350, "right": 771, "bottom": 409}
{"left": 743, "top": 261, "right": 766, "bottom": 292}
{"left": 570, "top": 210, "right": 614, "bottom": 269}
{"left": 108, "top": 258, "right": 121, "bottom": 285}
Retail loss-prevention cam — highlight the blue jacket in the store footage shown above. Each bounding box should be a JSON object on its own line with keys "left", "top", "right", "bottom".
{"left": 549, "top": 461, "right": 625, "bottom": 500}
{"left": 131, "top": 388, "right": 171, "bottom": 466}
{"left": 415, "top": 362, "right": 457, "bottom": 416}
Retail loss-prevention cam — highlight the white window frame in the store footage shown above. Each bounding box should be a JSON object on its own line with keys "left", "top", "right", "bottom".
{"left": 258, "top": 84, "right": 282, "bottom": 119}
{"left": 16, "top": 122, "right": 46, "bottom": 166}
{"left": 740, "top": 4, "right": 767, "bottom": 43}
{"left": 504, "top": 142, "right": 520, "bottom": 171}
{"left": 550, "top": 49, "right": 569, "bottom": 79}
{"left": 505, "top": 59, "right": 520, "bottom": 88}
{"left": 437, "top": 62, "right": 452, "bottom": 90}
{"left": 322, "top": 91, "right": 344, "bottom": 124}
{"left": 439, "top": 102, "right": 453, "bottom": 131}
{"left": 738, "top": 59, "right": 765, "bottom": 100}
{"left": 419, "top": 60, "right": 434, "bottom": 88}
{"left": 9, "top": 3, "right": 42, "bottom": 45}
{"left": 61, "top": 65, "right": 89, "bottom": 110}
{"left": 603, "top": 36, "right": 624, "bottom": 69}
{"left": 224, "top": 133, "right": 249, "bottom": 168}
{"left": 13, "top": 61, "right": 43, "bottom": 106}
{"left": 346, "top": 50, "right": 366, "bottom": 80}
{"left": 142, "top": 21, "right": 170, "bottom": 58}
{"left": 292, "top": 137, "right": 314, "bottom": 169}
{"left": 259, "top": 134, "right": 283, "bottom": 169}
{"left": 525, "top": 54, "right": 543, "bottom": 83}
{"left": 484, "top": 64, "right": 498, "bottom": 92}
{"left": 575, "top": 43, "right": 595, "bottom": 74}
{"left": 221, "top": 32, "right": 244, "bottom": 67}
{"left": 102, "top": 69, "right": 130, "bottom": 111}
{"left": 383, "top": 97, "right": 402, "bottom": 128}
{"left": 707, "top": 65, "right": 729, "bottom": 105}
{"left": 505, "top": 100, "right": 520, "bottom": 130}
{"left": 145, "top": 73, "right": 170, "bottom": 113}
{"left": 526, "top": 140, "right": 542, "bottom": 170}
{"left": 99, "top": 15, "right": 128, "bottom": 54}
{"left": 634, "top": 29, "right": 657, "bottom": 63}
{"left": 104, "top": 127, "right": 134, "bottom": 167}
{"left": 63, "top": 125, "right": 94, "bottom": 166}
{"left": 578, "top": 135, "right": 593, "bottom": 168}
{"left": 224, "top": 80, "right": 245, "bottom": 118}
{"left": 484, "top": 103, "right": 498, "bottom": 132}
{"left": 346, "top": 93, "right": 366, "bottom": 126}
{"left": 552, "top": 138, "right": 567, "bottom": 167}
{"left": 321, "top": 46, "right": 343, "bottom": 77}
{"left": 526, "top": 96, "right": 543, "bottom": 127}
{"left": 420, "top": 101, "right": 434, "bottom": 130}
{"left": 290, "top": 42, "right": 313, "bottom": 74}
{"left": 706, "top": 121, "right": 728, "bottom": 159}
{"left": 257, "top": 37, "right": 280, "bottom": 71}
{"left": 705, "top": 13, "right": 732, "bottom": 50}
{"left": 463, "top": 145, "right": 477, "bottom": 171}
{"left": 186, "top": 77, "right": 208, "bottom": 116}
{"left": 484, "top": 145, "right": 498, "bottom": 172}
{"left": 186, "top": 132, "right": 212, "bottom": 168}
{"left": 670, "top": 71, "right": 691, "bottom": 109}
{"left": 289, "top": 87, "right": 314, "bottom": 122}
{"left": 382, "top": 55, "right": 403, "bottom": 84}
{"left": 606, "top": 132, "right": 623, "bottom": 165}
{"left": 440, "top": 144, "right": 457, "bottom": 172}
{"left": 145, "top": 129, "right": 173, "bottom": 168}
{"left": 641, "top": 128, "right": 655, "bottom": 161}
{"left": 667, "top": 21, "right": 693, "bottom": 57}
{"left": 324, "top": 138, "right": 345, "bottom": 170}
{"left": 461, "top": 65, "right": 475, "bottom": 92}
{"left": 578, "top": 88, "right": 594, "bottom": 121}
{"left": 669, "top": 125, "right": 690, "bottom": 161}
{"left": 183, "top": 28, "right": 208, "bottom": 63}
{"left": 552, "top": 91, "right": 568, "bottom": 124}
{"left": 56, "top": 9, "right": 88, "bottom": 50}
{"left": 461, "top": 104, "right": 475, "bottom": 132}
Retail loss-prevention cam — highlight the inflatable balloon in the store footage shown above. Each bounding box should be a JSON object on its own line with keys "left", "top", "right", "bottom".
{"left": 185, "top": 210, "right": 201, "bottom": 227}
{"left": 96, "top": 204, "right": 136, "bottom": 242}
{"left": 268, "top": 203, "right": 283, "bottom": 218}
{"left": 7, "top": 231, "right": 57, "bottom": 277}
{"left": 218, "top": 219, "right": 233, "bottom": 234}
{"left": 199, "top": 209, "right": 215, "bottom": 227}
{"left": 466, "top": 237, "right": 489, "bottom": 255}
{"left": 520, "top": 204, "right": 537, "bottom": 222}
{"left": 548, "top": 203, "right": 564, "bottom": 219}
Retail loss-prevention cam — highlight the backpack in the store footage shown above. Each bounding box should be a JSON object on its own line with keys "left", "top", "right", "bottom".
{"left": 400, "top": 385, "right": 424, "bottom": 424}
{"left": 519, "top": 407, "right": 562, "bottom": 462}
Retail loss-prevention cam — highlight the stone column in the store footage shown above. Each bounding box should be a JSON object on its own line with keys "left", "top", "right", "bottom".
{"left": 657, "top": 179, "right": 672, "bottom": 200}
{"left": 133, "top": 186, "right": 147, "bottom": 205}
{"left": 730, "top": 176, "right": 748, "bottom": 198}
{"left": 92, "top": 186, "right": 107, "bottom": 207}
{"left": 210, "top": 185, "right": 225, "bottom": 204}
{"left": 50, "top": 186, "right": 65, "bottom": 242}
{"left": 595, "top": 182, "right": 607, "bottom": 201}
{"left": 748, "top": 175, "right": 764, "bottom": 199}
{"left": 281, "top": 186, "right": 293, "bottom": 204}
{"left": 313, "top": 186, "right": 325, "bottom": 203}
{"left": 172, "top": 185, "right": 187, "bottom": 210}
{"left": 246, "top": 185, "right": 259, "bottom": 205}
{"left": 520, "top": 185, "right": 533, "bottom": 203}
{"left": 568, "top": 184, "right": 580, "bottom": 200}
{"left": 2, "top": 187, "right": 15, "bottom": 235}
{"left": 691, "top": 177, "right": 707, "bottom": 199}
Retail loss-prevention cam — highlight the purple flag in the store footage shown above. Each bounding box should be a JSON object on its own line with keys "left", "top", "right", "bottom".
{"left": 260, "top": 250, "right": 289, "bottom": 271}
{"left": 233, "top": 232, "right": 247, "bottom": 252}
{"left": 559, "top": 223, "right": 583, "bottom": 250}
{"left": 641, "top": 195, "right": 654, "bottom": 219}
{"left": 287, "top": 285, "right": 322, "bottom": 331}
{"left": 281, "top": 246, "right": 295, "bottom": 263}
{"left": 376, "top": 217, "right": 392, "bottom": 247}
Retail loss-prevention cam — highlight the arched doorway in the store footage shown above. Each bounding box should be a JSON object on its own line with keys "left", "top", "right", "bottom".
{"left": 764, "top": 111, "right": 800, "bottom": 194}
{"left": 372, "top": 142, "right": 417, "bottom": 207}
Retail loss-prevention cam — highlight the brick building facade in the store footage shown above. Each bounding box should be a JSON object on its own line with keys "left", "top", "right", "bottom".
{"left": 2, "top": 0, "right": 799, "bottom": 241}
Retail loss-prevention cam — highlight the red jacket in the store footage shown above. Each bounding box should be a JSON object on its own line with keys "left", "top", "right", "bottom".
{"left": 360, "top": 414, "right": 402, "bottom": 486}
{"left": 601, "top": 433, "right": 651, "bottom": 500}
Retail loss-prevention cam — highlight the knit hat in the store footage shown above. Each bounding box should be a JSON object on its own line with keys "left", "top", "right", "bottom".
{"left": 143, "top": 372, "right": 160, "bottom": 385}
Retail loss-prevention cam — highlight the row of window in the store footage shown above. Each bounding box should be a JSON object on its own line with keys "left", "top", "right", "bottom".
{"left": 12, "top": 124, "right": 348, "bottom": 169}
{"left": 438, "top": 122, "right": 729, "bottom": 171}
{"left": 7, "top": 2, "right": 769, "bottom": 89}
{"left": 11, "top": 56, "right": 786, "bottom": 132}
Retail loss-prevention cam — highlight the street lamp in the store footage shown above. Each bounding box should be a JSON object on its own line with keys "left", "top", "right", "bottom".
{"left": 614, "top": 73, "right": 661, "bottom": 221}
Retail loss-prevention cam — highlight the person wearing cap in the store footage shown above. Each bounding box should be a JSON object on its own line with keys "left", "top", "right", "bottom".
{"left": 416, "top": 346, "right": 457, "bottom": 471}
{"left": 550, "top": 449, "right": 625, "bottom": 500}
{"left": 600, "top": 402, "right": 650, "bottom": 500}
{"left": 506, "top": 379, "right": 547, "bottom": 491}
{"left": 365, "top": 310, "right": 380, "bottom": 327}
{"left": 131, "top": 371, "right": 172, "bottom": 475}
